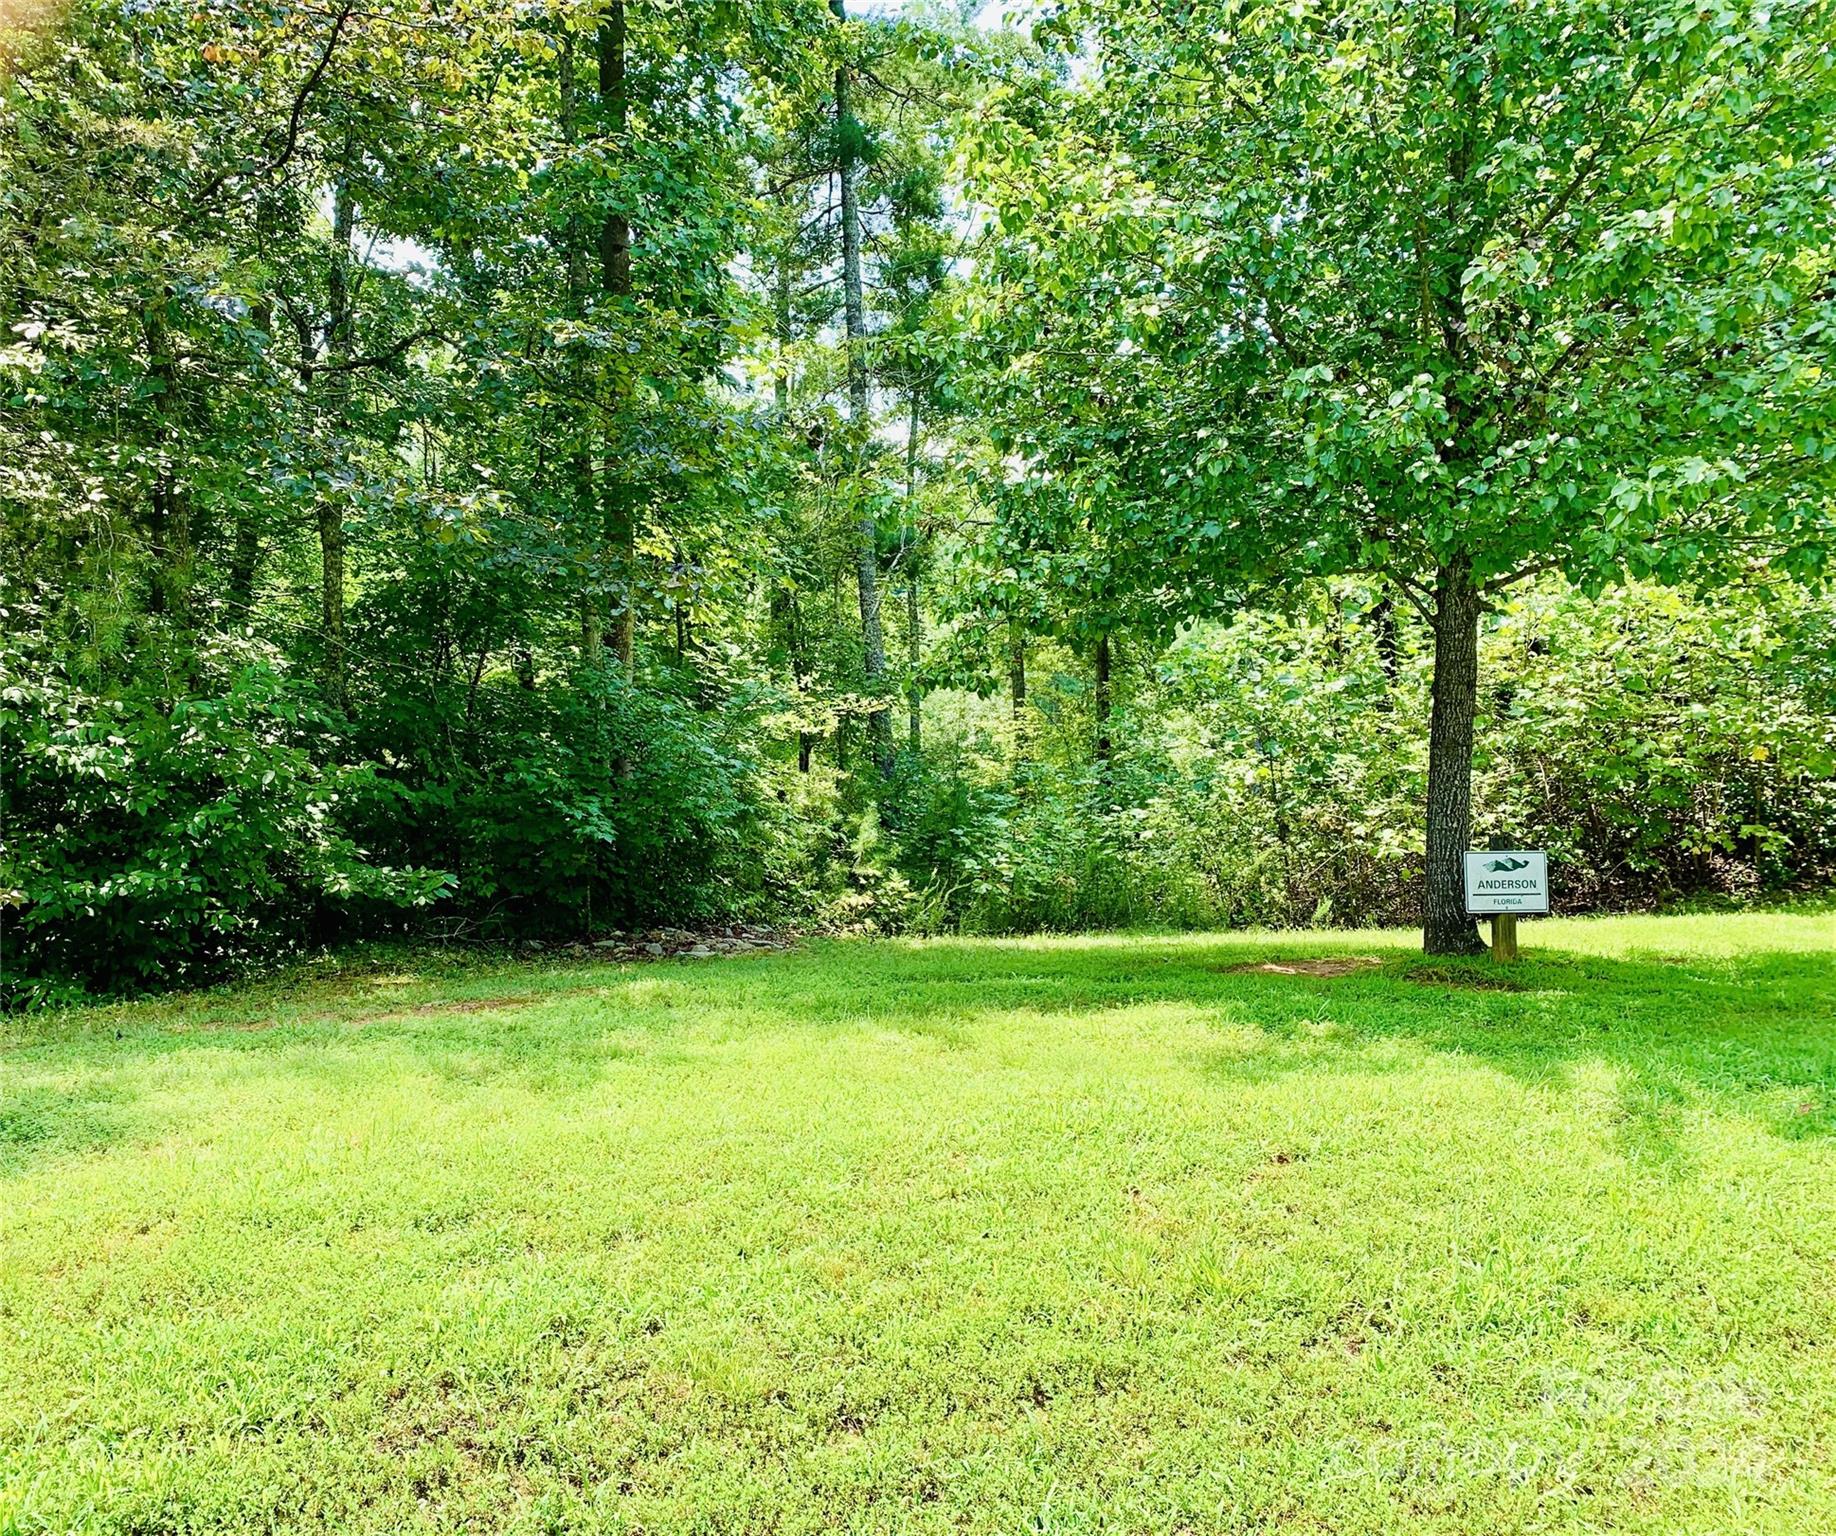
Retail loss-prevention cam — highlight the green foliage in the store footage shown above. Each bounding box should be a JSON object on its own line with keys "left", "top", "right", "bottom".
{"left": 890, "top": 582, "right": 1836, "bottom": 933}
{"left": 345, "top": 668, "right": 794, "bottom": 935}
{"left": 1477, "top": 583, "right": 1836, "bottom": 898}
{"left": 0, "top": 628, "right": 448, "bottom": 1001}
{"left": 3, "top": 0, "right": 1833, "bottom": 997}
{"left": 961, "top": 0, "right": 1836, "bottom": 949}
{"left": 971, "top": 0, "right": 1836, "bottom": 596}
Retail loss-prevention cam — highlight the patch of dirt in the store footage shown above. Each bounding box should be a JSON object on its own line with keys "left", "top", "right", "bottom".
{"left": 1400, "top": 963, "right": 1525, "bottom": 991}
{"left": 199, "top": 993, "right": 542, "bottom": 1033}
{"left": 1225, "top": 956, "right": 1383, "bottom": 979}
{"left": 406, "top": 994, "right": 535, "bottom": 1016}
{"left": 536, "top": 925, "right": 802, "bottom": 964}
{"left": 1247, "top": 1148, "right": 1308, "bottom": 1185}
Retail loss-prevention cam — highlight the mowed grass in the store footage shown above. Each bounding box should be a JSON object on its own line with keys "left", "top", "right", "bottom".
{"left": 3, "top": 912, "right": 1834, "bottom": 1534}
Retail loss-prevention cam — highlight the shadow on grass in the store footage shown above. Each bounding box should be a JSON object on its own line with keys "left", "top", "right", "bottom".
{"left": 2, "top": 930, "right": 1831, "bottom": 1179}
{"left": 802, "top": 934, "right": 1836, "bottom": 1155}
{"left": 0, "top": 1079, "right": 133, "bottom": 1174}
{"left": 1173, "top": 941, "right": 1834, "bottom": 1156}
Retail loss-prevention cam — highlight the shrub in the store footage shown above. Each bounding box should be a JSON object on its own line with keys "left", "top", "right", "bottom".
{"left": 886, "top": 582, "right": 1836, "bottom": 934}
{"left": 0, "top": 633, "right": 449, "bottom": 1002}
{"left": 341, "top": 666, "right": 799, "bottom": 936}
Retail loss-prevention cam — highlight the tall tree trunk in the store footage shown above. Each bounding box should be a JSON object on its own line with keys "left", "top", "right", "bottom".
{"left": 319, "top": 178, "right": 357, "bottom": 709}
{"left": 227, "top": 510, "right": 261, "bottom": 618}
{"left": 1423, "top": 558, "right": 1485, "bottom": 955}
{"left": 774, "top": 240, "right": 794, "bottom": 411}
{"left": 904, "top": 392, "right": 921, "bottom": 754}
{"left": 600, "top": 0, "right": 635, "bottom": 678}
{"left": 1093, "top": 632, "right": 1113, "bottom": 766}
{"left": 773, "top": 233, "right": 810, "bottom": 770}
{"left": 833, "top": 0, "right": 891, "bottom": 778}
{"left": 772, "top": 583, "right": 816, "bottom": 772}
{"left": 558, "top": 31, "right": 602, "bottom": 667}
{"left": 140, "top": 296, "right": 194, "bottom": 639}
{"left": 227, "top": 301, "right": 274, "bottom": 616}
{"left": 1372, "top": 591, "right": 1399, "bottom": 685}
{"left": 793, "top": 589, "right": 814, "bottom": 772}
{"left": 673, "top": 547, "right": 687, "bottom": 666}
{"left": 1373, "top": 590, "right": 1395, "bottom": 704}
{"left": 316, "top": 499, "right": 346, "bottom": 705}
{"left": 1009, "top": 618, "right": 1028, "bottom": 772}
{"left": 905, "top": 574, "right": 921, "bottom": 755}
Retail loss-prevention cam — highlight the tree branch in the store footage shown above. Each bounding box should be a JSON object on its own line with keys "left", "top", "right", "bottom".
{"left": 189, "top": 3, "right": 356, "bottom": 212}
{"left": 310, "top": 326, "right": 441, "bottom": 373}
{"left": 1480, "top": 556, "right": 1564, "bottom": 595}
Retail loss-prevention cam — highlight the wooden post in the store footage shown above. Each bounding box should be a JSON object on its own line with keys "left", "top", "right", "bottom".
{"left": 1490, "top": 914, "right": 1519, "bottom": 963}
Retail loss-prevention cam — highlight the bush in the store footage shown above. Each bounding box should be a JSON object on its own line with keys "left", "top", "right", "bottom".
{"left": 891, "top": 746, "right": 1229, "bottom": 935}
{"left": 0, "top": 634, "right": 449, "bottom": 1002}
{"left": 341, "top": 665, "right": 801, "bottom": 936}
{"left": 885, "top": 581, "right": 1836, "bottom": 933}
{"left": 1473, "top": 584, "right": 1836, "bottom": 903}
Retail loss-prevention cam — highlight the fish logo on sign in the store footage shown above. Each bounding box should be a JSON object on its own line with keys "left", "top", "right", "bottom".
{"left": 1484, "top": 856, "right": 1530, "bottom": 873}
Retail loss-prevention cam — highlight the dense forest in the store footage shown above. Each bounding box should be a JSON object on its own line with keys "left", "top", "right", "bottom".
{"left": 3, "top": 0, "right": 1833, "bottom": 1003}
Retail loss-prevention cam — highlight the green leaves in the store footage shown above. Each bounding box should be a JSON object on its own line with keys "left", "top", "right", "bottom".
{"left": 0, "top": 630, "right": 450, "bottom": 996}
{"left": 968, "top": 0, "right": 1836, "bottom": 604}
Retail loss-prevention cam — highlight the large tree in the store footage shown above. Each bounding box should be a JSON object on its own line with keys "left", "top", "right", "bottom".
{"left": 971, "top": 0, "right": 1836, "bottom": 950}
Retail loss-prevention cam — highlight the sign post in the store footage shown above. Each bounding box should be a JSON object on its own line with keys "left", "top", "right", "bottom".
{"left": 1490, "top": 913, "right": 1519, "bottom": 963}
{"left": 1463, "top": 849, "right": 1549, "bottom": 962}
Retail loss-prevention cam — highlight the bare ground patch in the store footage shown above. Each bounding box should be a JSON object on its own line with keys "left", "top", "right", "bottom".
{"left": 1224, "top": 956, "right": 1384, "bottom": 979}
{"left": 1399, "top": 963, "right": 1526, "bottom": 991}
{"left": 187, "top": 993, "right": 546, "bottom": 1034}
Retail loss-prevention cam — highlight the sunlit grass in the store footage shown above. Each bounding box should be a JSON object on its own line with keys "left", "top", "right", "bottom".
{"left": 3, "top": 910, "right": 1833, "bottom": 1533}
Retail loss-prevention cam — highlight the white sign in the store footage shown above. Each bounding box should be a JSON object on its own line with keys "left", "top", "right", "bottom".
{"left": 1464, "top": 850, "right": 1549, "bottom": 914}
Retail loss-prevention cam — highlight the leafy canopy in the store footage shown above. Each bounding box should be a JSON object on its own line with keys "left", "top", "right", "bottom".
{"left": 968, "top": 0, "right": 1836, "bottom": 606}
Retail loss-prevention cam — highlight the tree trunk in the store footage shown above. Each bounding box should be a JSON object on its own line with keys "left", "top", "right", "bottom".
{"left": 597, "top": 0, "right": 631, "bottom": 299}
{"left": 140, "top": 297, "right": 194, "bottom": 637}
{"left": 773, "top": 228, "right": 809, "bottom": 771}
{"left": 146, "top": 479, "right": 192, "bottom": 630}
{"left": 1371, "top": 589, "right": 1400, "bottom": 713}
{"left": 319, "top": 178, "right": 357, "bottom": 709}
{"left": 774, "top": 240, "right": 793, "bottom": 412}
{"left": 227, "top": 509, "right": 261, "bottom": 618}
{"left": 673, "top": 555, "right": 687, "bottom": 666}
{"left": 904, "top": 392, "right": 921, "bottom": 754}
{"left": 1423, "top": 559, "right": 1485, "bottom": 955}
{"left": 1009, "top": 621, "right": 1027, "bottom": 718}
{"left": 1093, "top": 631, "right": 1112, "bottom": 766}
{"left": 905, "top": 575, "right": 921, "bottom": 754}
{"left": 601, "top": 0, "right": 635, "bottom": 679}
{"left": 796, "top": 606, "right": 815, "bottom": 773}
{"left": 1372, "top": 592, "right": 1399, "bottom": 683}
{"left": 776, "top": 586, "right": 814, "bottom": 772}
{"left": 227, "top": 301, "right": 275, "bottom": 617}
{"left": 1009, "top": 618, "right": 1028, "bottom": 774}
{"left": 558, "top": 31, "right": 602, "bottom": 667}
{"left": 833, "top": 0, "right": 892, "bottom": 778}
{"left": 317, "top": 496, "right": 346, "bottom": 703}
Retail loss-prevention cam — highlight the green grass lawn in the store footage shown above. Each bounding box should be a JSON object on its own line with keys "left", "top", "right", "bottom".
{"left": 3, "top": 911, "right": 1834, "bottom": 1534}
